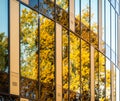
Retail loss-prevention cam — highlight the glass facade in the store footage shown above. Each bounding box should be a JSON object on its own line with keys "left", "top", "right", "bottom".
{"left": 0, "top": 0, "right": 120, "bottom": 100}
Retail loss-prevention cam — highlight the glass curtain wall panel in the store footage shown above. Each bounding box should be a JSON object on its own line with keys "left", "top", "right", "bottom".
{"left": 101, "top": 0, "right": 105, "bottom": 53}
{"left": 56, "top": 0, "right": 68, "bottom": 11}
{"left": 116, "top": 67, "right": 120, "bottom": 101}
{"left": 105, "top": 0, "right": 110, "bottom": 59}
{"left": 111, "top": 7, "right": 115, "bottom": 63}
{"left": 62, "top": 27, "right": 69, "bottom": 101}
{"left": 39, "top": 0, "right": 55, "bottom": 19}
{"left": 70, "top": 32, "right": 81, "bottom": 101}
{"left": 99, "top": 52, "right": 105, "bottom": 100}
{"left": 94, "top": 49, "right": 99, "bottom": 100}
{"left": 75, "top": 0, "right": 80, "bottom": 34}
{"left": 39, "top": 15, "right": 55, "bottom": 101}
{"left": 20, "top": 4, "right": 39, "bottom": 100}
{"left": 81, "top": 40, "right": 90, "bottom": 101}
{"left": 91, "top": 0, "right": 98, "bottom": 48}
{"left": 115, "top": 14, "right": 118, "bottom": 65}
{"left": 106, "top": 59, "right": 111, "bottom": 100}
{"left": 81, "top": 0, "right": 90, "bottom": 42}
{"left": 0, "top": 0, "right": 9, "bottom": 93}
{"left": 56, "top": 5, "right": 69, "bottom": 28}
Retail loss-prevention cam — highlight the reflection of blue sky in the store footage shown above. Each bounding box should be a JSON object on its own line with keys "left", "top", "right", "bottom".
{"left": 0, "top": 0, "right": 8, "bottom": 36}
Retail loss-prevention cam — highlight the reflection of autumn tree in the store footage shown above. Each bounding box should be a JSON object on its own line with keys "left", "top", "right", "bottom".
{"left": 20, "top": 4, "right": 109, "bottom": 101}
{"left": 0, "top": 32, "right": 8, "bottom": 72}
{"left": 20, "top": 8, "right": 38, "bottom": 80}
{"left": 40, "top": 16, "right": 55, "bottom": 101}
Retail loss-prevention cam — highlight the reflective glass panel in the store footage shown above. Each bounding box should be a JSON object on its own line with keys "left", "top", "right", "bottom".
{"left": 81, "top": 0, "right": 90, "bottom": 41}
{"left": 29, "top": 0, "right": 38, "bottom": 10}
{"left": 56, "top": 6, "right": 69, "bottom": 28}
{"left": 0, "top": 0, "right": 9, "bottom": 94}
{"left": 81, "top": 40, "right": 90, "bottom": 100}
{"left": 62, "top": 28, "right": 69, "bottom": 101}
{"left": 56, "top": 0, "right": 68, "bottom": 11}
{"left": 20, "top": 77, "right": 39, "bottom": 99}
{"left": 39, "top": 0, "right": 55, "bottom": 19}
{"left": 106, "top": 59, "right": 111, "bottom": 100}
{"left": 20, "top": 4, "right": 38, "bottom": 80}
{"left": 111, "top": 7, "right": 115, "bottom": 63}
{"left": 40, "top": 15, "right": 55, "bottom": 101}
{"left": 0, "top": 0, "right": 8, "bottom": 73}
{"left": 70, "top": 32, "right": 81, "bottom": 101}
{"left": 94, "top": 49, "right": 99, "bottom": 100}
{"left": 91, "top": 0, "right": 98, "bottom": 47}
{"left": 99, "top": 52, "right": 105, "bottom": 100}
{"left": 116, "top": 68, "right": 120, "bottom": 101}
{"left": 75, "top": 0, "right": 80, "bottom": 34}
{"left": 105, "top": 0, "right": 110, "bottom": 58}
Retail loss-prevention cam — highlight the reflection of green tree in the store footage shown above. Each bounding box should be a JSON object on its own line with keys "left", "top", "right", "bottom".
{"left": 0, "top": 32, "right": 8, "bottom": 72}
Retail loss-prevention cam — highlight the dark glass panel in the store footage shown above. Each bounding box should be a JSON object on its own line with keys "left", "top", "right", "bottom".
{"left": 91, "top": 0, "right": 98, "bottom": 48}
{"left": 81, "top": 0, "right": 90, "bottom": 42}
{"left": 0, "top": 72, "right": 9, "bottom": 93}
{"left": 0, "top": 0, "right": 8, "bottom": 73}
{"left": 99, "top": 52, "right": 105, "bottom": 100}
{"left": 106, "top": 59, "right": 111, "bottom": 100}
{"left": 56, "top": 0, "right": 68, "bottom": 11}
{"left": 94, "top": 49, "right": 99, "bottom": 100}
{"left": 39, "top": 0, "right": 55, "bottom": 19}
{"left": 0, "top": 95, "right": 19, "bottom": 101}
{"left": 62, "top": 28, "right": 68, "bottom": 101}
{"left": 40, "top": 15, "right": 55, "bottom": 101}
{"left": 70, "top": 32, "right": 81, "bottom": 101}
{"left": 20, "top": 77, "right": 39, "bottom": 99}
{"left": 20, "top": 4, "right": 38, "bottom": 80}
{"left": 81, "top": 40, "right": 90, "bottom": 100}
{"left": 56, "top": 6, "right": 69, "bottom": 28}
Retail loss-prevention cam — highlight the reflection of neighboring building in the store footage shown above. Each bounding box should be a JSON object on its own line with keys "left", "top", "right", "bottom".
{"left": 0, "top": 0, "right": 120, "bottom": 101}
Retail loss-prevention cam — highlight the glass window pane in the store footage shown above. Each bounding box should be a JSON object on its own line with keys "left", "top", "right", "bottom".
{"left": 116, "top": 68, "right": 120, "bottom": 101}
{"left": 56, "top": 0, "right": 68, "bottom": 11}
{"left": 94, "top": 49, "right": 99, "bottom": 100}
{"left": 20, "top": 77, "right": 39, "bottom": 99}
{"left": 81, "top": 0, "right": 90, "bottom": 42}
{"left": 20, "top": 4, "right": 39, "bottom": 100}
{"left": 62, "top": 28, "right": 69, "bottom": 101}
{"left": 116, "top": 14, "right": 118, "bottom": 65}
{"left": 0, "top": 0, "right": 8, "bottom": 73}
{"left": 56, "top": 6, "right": 69, "bottom": 28}
{"left": 106, "top": 0, "right": 110, "bottom": 58}
{"left": 70, "top": 32, "right": 81, "bottom": 101}
{"left": 39, "top": 0, "right": 55, "bottom": 19}
{"left": 99, "top": 52, "right": 105, "bottom": 100}
{"left": 106, "top": 59, "right": 111, "bottom": 100}
{"left": 75, "top": 0, "right": 80, "bottom": 34}
{"left": 111, "top": 7, "right": 115, "bottom": 63}
{"left": 81, "top": 40, "right": 90, "bottom": 100}
{"left": 20, "top": 4, "right": 38, "bottom": 80}
{"left": 0, "top": 0, "right": 9, "bottom": 94}
{"left": 91, "top": 0, "right": 98, "bottom": 48}
{"left": 101, "top": 0, "right": 105, "bottom": 53}
{"left": 29, "top": 0, "right": 38, "bottom": 10}
{"left": 40, "top": 15, "right": 55, "bottom": 101}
